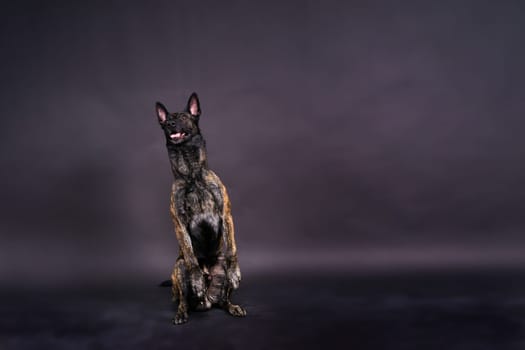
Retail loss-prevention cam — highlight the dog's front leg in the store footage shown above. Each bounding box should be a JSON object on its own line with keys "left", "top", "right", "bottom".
{"left": 220, "top": 188, "right": 241, "bottom": 290}
{"left": 225, "top": 254, "right": 241, "bottom": 290}
{"left": 172, "top": 222, "right": 205, "bottom": 299}
{"left": 170, "top": 192, "right": 206, "bottom": 300}
{"left": 223, "top": 221, "right": 241, "bottom": 291}
{"left": 171, "top": 258, "right": 189, "bottom": 324}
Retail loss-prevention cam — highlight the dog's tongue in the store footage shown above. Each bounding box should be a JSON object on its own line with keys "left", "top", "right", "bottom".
{"left": 171, "top": 132, "right": 183, "bottom": 139}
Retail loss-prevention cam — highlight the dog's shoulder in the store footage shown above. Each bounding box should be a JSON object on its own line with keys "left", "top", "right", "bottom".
{"left": 171, "top": 179, "right": 187, "bottom": 193}
{"left": 204, "top": 169, "right": 232, "bottom": 206}
{"left": 203, "top": 170, "right": 227, "bottom": 191}
{"left": 202, "top": 169, "right": 220, "bottom": 184}
{"left": 204, "top": 169, "right": 233, "bottom": 213}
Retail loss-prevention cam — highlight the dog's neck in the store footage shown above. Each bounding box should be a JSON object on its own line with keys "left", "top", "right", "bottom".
{"left": 167, "top": 135, "right": 208, "bottom": 182}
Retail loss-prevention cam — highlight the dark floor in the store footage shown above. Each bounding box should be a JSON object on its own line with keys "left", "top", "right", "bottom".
{"left": 1, "top": 268, "right": 525, "bottom": 350}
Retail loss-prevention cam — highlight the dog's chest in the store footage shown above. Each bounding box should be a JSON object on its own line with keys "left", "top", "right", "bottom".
{"left": 181, "top": 182, "right": 223, "bottom": 259}
{"left": 182, "top": 182, "right": 221, "bottom": 216}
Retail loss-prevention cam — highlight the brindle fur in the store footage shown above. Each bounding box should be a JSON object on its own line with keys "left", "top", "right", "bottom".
{"left": 155, "top": 93, "right": 245, "bottom": 325}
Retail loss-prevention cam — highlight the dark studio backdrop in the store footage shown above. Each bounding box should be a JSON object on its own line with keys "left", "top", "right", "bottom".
{"left": 1, "top": 0, "right": 525, "bottom": 348}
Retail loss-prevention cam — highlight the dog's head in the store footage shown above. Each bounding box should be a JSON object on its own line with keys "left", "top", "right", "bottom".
{"left": 155, "top": 93, "right": 201, "bottom": 146}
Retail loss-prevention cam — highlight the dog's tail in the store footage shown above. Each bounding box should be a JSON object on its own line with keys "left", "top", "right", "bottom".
{"left": 159, "top": 279, "right": 173, "bottom": 287}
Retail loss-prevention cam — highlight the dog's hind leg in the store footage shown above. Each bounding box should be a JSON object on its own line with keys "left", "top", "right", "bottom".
{"left": 209, "top": 257, "right": 246, "bottom": 317}
{"left": 171, "top": 258, "right": 189, "bottom": 325}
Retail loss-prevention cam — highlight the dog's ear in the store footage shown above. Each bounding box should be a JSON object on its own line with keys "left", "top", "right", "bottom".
{"left": 155, "top": 102, "right": 168, "bottom": 124}
{"left": 186, "top": 92, "right": 201, "bottom": 117}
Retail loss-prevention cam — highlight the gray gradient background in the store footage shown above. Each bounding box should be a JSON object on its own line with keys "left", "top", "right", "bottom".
{"left": 1, "top": 0, "right": 524, "bottom": 287}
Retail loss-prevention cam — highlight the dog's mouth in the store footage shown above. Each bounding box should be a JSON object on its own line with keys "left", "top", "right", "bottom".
{"left": 169, "top": 132, "right": 188, "bottom": 143}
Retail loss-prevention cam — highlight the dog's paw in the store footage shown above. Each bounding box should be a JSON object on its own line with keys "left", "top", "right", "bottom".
{"left": 227, "top": 303, "right": 247, "bottom": 317}
{"left": 172, "top": 310, "right": 188, "bottom": 325}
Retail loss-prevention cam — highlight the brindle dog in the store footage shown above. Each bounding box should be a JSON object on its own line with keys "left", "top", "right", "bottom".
{"left": 155, "top": 93, "right": 246, "bottom": 325}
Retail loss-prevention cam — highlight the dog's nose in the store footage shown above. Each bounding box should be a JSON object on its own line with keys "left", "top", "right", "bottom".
{"left": 167, "top": 120, "right": 176, "bottom": 127}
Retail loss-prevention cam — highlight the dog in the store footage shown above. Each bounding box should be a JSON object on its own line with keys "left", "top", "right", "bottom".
{"left": 155, "top": 93, "right": 246, "bottom": 324}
